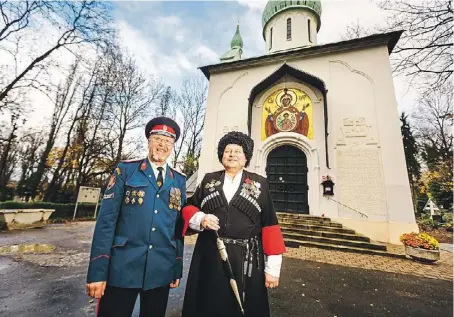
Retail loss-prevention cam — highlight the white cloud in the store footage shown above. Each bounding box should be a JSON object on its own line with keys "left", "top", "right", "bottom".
{"left": 155, "top": 15, "right": 183, "bottom": 27}
{"left": 318, "top": 0, "right": 389, "bottom": 44}
{"left": 116, "top": 19, "right": 158, "bottom": 75}
{"left": 237, "top": 0, "right": 267, "bottom": 11}
{"left": 194, "top": 45, "right": 219, "bottom": 64}
{"left": 176, "top": 52, "right": 194, "bottom": 71}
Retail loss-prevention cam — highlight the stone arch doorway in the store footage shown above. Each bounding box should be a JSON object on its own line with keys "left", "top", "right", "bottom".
{"left": 266, "top": 145, "right": 309, "bottom": 214}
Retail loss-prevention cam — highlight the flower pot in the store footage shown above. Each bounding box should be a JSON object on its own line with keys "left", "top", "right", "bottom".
{"left": 405, "top": 245, "right": 440, "bottom": 263}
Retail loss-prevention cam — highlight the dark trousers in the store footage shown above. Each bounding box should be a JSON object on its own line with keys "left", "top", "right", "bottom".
{"left": 97, "top": 285, "right": 170, "bottom": 317}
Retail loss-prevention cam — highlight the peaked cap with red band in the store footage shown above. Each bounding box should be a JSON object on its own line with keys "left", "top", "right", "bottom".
{"left": 145, "top": 116, "right": 181, "bottom": 141}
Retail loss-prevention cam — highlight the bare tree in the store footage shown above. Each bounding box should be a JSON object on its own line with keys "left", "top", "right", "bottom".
{"left": 0, "top": 112, "right": 25, "bottom": 200}
{"left": 0, "top": 1, "right": 50, "bottom": 42}
{"left": 109, "top": 50, "right": 164, "bottom": 163}
{"left": 0, "top": 1, "right": 114, "bottom": 104}
{"left": 28, "top": 61, "right": 80, "bottom": 199}
{"left": 73, "top": 51, "right": 117, "bottom": 191}
{"left": 340, "top": 19, "right": 374, "bottom": 40}
{"left": 173, "top": 76, "right": 208, "bottom": 176}
{"left": 377, "top": 0, "right": 453, "bottom": 90}
{"left": 42, "top": 62, "right": 87, "bottom": 201}
{"left": 16, "top": 130, "right": 45, "bottom": 201}
{"left": 412, "top": 82, "right": 453, "bottom": 165}
{"left": 156, "top": 86, "right": 177, "bottom": 119}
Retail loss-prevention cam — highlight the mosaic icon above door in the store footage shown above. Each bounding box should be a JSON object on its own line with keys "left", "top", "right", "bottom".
{"left": 261, "top": 88, "right": 313, "bottom": 140}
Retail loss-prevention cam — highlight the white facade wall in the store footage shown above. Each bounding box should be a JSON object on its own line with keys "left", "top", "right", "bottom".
{"left": 197, "top": 43, "right": 418, "bottom": 244}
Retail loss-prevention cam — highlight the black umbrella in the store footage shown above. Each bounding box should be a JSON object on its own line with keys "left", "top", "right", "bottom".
{"left": 214, "top": 230, "right": 245, "bottom": 315}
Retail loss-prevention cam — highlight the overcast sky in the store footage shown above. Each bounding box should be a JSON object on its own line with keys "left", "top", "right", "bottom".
{"left": 1, "top": 0, "right": 417, "bottom": 131}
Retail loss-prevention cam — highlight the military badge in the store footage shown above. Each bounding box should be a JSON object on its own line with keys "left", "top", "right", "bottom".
{"left": 169, "top": 187, "right": 182, "bottom": 210}
{"left": 138, "top": 197, "right": 143, "bottom": 205}
{"left": 125, "top": 196, "right": 130, "bottom": 204}
{"left": 241, "top": 178, "right": 261, "bottom": 199}
{"left": 103, "top": 193, "right": 114, "bottom": 199}
{"left": 107, "top": 175, "right": 116, "bottom": 190}
{"left": 137, "top": 190, "right": 145, "bottom": 198}
{"left": 141, "top": 162, "right": 147, "bottom": 171}
{"left": 115, "top": 167, "right": 121, "bottom": 175}
{"left": 157, "top": 180, "right": 163, "bottom": 187}
{"left": 132, "top": 190, "right": 137, "bottom": 196}
{"left": 205, "top": 179, "right": 221, "bottom": 192}
{"left": 131, "top": 197, "right": 136, "bottom": 204}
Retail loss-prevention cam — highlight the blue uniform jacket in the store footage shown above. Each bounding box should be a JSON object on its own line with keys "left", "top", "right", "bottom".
{"left": 87, "top": 158, "right": 186, "bottom": 290}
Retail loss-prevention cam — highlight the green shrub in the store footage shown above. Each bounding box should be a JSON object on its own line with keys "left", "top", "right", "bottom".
{"left": 0, "top": 201, "right": 98, "bottom": 219}
{"left": 442, "top": 212, "right": 453, "bottom": 223}
{"left": 417, "top": 217, "right": 441, "bottom": 231}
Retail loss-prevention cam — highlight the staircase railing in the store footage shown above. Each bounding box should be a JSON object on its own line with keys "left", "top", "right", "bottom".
{"left": 325, "top": 196, "right": 368, "bottom": 218}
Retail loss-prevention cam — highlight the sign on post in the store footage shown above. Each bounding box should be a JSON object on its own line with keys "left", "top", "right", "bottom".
{"left": 423, "top": 199, "right": 440, "bottom": 218}
{"left": 73, "top": 186, "right": 101, "bottom": 219}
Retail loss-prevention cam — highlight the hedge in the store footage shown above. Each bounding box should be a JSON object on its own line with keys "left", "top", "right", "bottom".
{"left": 0, "top": 201, "right": 98, "bottom": 219}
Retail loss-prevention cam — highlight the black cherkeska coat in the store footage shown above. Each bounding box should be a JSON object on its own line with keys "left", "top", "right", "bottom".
{"left": 182, "top": 169, "right": 280, "bottom": 317}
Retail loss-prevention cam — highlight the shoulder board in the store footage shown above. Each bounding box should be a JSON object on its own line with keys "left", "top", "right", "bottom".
{"left": 170, "top": 167, "right": 186, "bottom": 178}
{"left": 121, "top": 158, "right": 143, "bottom": 163}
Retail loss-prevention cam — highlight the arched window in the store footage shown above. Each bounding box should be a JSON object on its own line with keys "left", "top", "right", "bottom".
{"left": 269, "top": 27, "right": 273, "bottom": 50}
{"left": 287, "top": 18, "right": 291, "bottom": 40}
{"left": 308, "top": 19, "right": 312, "bottom": 42}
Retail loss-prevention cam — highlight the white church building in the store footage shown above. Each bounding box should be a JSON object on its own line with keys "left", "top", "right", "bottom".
{"left": 195, "top": 0, "right": 418, "bottom": 244}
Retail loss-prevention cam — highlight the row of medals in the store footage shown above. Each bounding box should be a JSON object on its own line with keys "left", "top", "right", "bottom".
{"left": 124, "top": 189, "right": 181, "bottom": 210}
{"left": 125, "top": 190, "right": 145, "bottom": 205}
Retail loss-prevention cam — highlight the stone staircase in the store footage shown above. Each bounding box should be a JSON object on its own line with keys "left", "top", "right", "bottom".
{"left": 277, "top": 212, "right": 404, "bottom": 258}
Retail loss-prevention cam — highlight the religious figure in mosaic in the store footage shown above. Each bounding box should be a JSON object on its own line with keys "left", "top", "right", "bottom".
{"left": 263, "top": 88, "right": 311, "bottom": 138}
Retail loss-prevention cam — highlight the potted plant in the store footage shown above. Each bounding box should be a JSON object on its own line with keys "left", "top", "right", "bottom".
{"left": 400, "top": 232, "right": 440, "bottom": 263}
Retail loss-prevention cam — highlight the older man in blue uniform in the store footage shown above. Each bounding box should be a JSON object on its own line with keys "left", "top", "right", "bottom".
{"left": 86, "top": 117, "right": 186, "bottom": 317}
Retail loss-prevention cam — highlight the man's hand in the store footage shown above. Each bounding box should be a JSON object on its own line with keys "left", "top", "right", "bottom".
{"left": 86, "top": 281, "right": 107, "bottom": 299}
{"left": 170, "top": 279, "right": 180, "bottom": 288}
{"left": 201, "top": 214, "right": 220, "bottom": 231}
{"left": 264, "top": 273, "right": 279, "bottom": 289}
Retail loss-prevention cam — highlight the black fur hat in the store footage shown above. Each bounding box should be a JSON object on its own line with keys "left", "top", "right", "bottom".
{"left": 217, "top": 131, "right": 254, "bottom": 168}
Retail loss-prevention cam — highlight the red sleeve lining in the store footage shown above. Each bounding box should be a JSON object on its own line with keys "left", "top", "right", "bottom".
{"left": 182, "top": 205, "right": 200, "bottom": 236}
{"left": 262, "top": 225, "right": 286, "bottom": 255}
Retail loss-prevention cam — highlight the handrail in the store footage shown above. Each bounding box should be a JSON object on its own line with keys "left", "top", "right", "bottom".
{"left": 325, "top": 196, "right": 368, "bottom": 218}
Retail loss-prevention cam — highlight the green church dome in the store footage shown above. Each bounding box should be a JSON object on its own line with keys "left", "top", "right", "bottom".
{"left": 231, "top": 24, "right": 243, "bottom": 49}
{"left": 262, "top": 1, "right": 322, "bottom": 38}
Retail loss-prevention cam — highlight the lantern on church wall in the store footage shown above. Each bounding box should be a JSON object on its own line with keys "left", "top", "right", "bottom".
{"left": 321, "top": 175, "right": 335, "bottom": 196}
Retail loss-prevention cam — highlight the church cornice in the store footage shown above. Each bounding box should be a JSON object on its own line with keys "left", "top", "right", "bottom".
{"left": 199, "top": 30, "right": 403, "bottom": 79}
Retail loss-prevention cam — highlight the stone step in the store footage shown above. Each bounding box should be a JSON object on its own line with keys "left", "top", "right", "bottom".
{"left": 280, "top": 226, "right": 371, "bottom": 242}
{"left": 277, "top": 213, "right": 331, "bottom": 222}
{"left": 282, "top": 232, "right": 386, "bottom": 251}
{"left": 278, "top": 222, "right": 356, "bottom": 234}
{"left": 284, "top": 239, "right": 405, "bottom": 258}
{"left": 279, "top": 219, "right": 343, "bottom": 228}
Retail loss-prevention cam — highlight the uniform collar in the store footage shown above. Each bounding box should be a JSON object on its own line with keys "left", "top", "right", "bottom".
{"left": 148, "top": 158, "right": 167, "bottom": 174}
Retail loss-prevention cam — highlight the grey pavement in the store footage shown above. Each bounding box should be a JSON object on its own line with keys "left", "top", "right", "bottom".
{"left": 0, "top": 222, "right": 452, "bottom": 317}
{"left": 440, "top": 243, "right": 453, "bottom": 253}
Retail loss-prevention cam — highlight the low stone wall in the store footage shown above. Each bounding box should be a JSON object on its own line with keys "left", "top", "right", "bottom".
{"left": 0, "top": 209, "right": 55, "bottom": 230}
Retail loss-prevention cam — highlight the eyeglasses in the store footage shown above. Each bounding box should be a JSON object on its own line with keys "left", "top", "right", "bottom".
{"left": 224, "top": 149, "right": 244, "bottom": 155}
{"left": 150, "top": 136, "right": 174, "bottom": 146}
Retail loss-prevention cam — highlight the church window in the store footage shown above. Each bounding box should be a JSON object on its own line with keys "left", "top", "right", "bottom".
{"left": 308, "top": 19, "right": 312, "bottom": 42}
{"left": 269, "top": 27, "right": 273, "bottom": 50}
{"left": 287, "top": 18, "right": 291, "bottom": 40}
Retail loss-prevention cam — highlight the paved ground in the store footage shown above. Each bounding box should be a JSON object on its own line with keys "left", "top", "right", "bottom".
{"left": 0, "top": 222, "right": 452, "bottom": 317}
